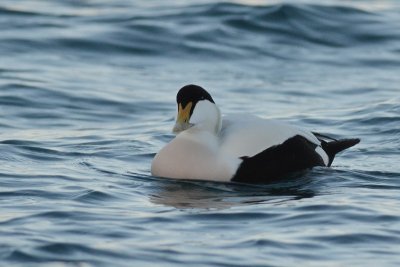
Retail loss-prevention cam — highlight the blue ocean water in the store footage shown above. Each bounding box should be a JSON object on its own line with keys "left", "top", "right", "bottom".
{"left": 1, "top": 0, "right": 400, "bottom": 266}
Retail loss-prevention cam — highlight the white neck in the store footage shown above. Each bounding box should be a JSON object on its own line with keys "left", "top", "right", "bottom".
{"left": 189, "top": 100, "right": 222, "bottom": 135}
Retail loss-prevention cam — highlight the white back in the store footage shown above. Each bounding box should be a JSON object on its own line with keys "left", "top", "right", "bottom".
{"left": 219, "top": 114, "right": 322, "bottom": 159}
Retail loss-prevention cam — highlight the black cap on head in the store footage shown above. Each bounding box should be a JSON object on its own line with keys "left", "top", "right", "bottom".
{"left": 176, "top": 84, "right": 215, "bottom": 109}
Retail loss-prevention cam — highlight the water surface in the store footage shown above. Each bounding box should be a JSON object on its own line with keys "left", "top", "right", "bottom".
{"left": 1, "top": 0, "right": 400, "bottom": 266}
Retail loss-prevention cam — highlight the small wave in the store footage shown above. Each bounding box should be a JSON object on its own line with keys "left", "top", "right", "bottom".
{"left": 3, "top": 2, "right": 398, "bottom": 61}
{"left": 0, "top": 7, "right": 46, "bottom": 17}
{"left": 311, "top": 232, "right": 400, "bottom": 245}
{"left": 73, "top": 189, "right": 120, "bottom": 203}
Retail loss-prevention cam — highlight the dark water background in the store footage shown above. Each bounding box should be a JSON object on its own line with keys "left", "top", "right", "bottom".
{"left": 1, "top": 0, "right": 400, "bottom": 266}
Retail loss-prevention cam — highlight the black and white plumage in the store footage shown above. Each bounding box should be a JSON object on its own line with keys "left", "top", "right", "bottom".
{"left": 151, "top": 85, "right": 360, "bottom": 183}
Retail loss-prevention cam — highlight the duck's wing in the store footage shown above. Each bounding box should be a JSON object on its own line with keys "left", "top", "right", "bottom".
{"left": 219, "top": 115, "right": 322, "bottom": 159}
{"left": 218, "top": 115, "right": 332, "bottom": 183}
{"left": 312, "top": 132, "right": 338, "bottom": 142}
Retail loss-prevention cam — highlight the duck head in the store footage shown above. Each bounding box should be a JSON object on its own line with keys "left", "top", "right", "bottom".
{"left": 173, "top": 84, "right": 222, "bottom": 135}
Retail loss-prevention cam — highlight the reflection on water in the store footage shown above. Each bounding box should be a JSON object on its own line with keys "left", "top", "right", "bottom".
{"left": 149, "top": 174, "right": 317, "bottom": 209}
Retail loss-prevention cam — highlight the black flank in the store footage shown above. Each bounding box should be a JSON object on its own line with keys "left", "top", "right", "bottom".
{"left": 231, "top": 135, "right": 325, "bottom": 184}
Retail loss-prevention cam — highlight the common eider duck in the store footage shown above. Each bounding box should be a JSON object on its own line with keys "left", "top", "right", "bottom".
{"left": 151, "top": 85, "right": 360, "bottom": 183}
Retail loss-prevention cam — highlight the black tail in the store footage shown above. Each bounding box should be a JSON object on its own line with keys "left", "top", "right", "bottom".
{"left": 320, "top": 138, "right": 360, "bottom": 166}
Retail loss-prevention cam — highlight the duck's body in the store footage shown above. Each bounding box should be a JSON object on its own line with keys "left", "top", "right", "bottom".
{"left": 151, "top": 85, "right": 359, "bottom": 183}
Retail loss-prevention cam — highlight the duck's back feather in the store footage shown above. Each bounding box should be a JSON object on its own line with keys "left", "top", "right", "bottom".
{"left": 219, "top": 115, "right": 324, "bottom": 159}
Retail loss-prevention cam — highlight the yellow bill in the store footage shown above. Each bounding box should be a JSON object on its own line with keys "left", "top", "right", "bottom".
{"left": 173, "top": 102, "right": 193, "bottom": 133}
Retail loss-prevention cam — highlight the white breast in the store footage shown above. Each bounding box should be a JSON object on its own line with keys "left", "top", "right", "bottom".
{"left": 151, "top": 129, "right": 239, "bottom": 182}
